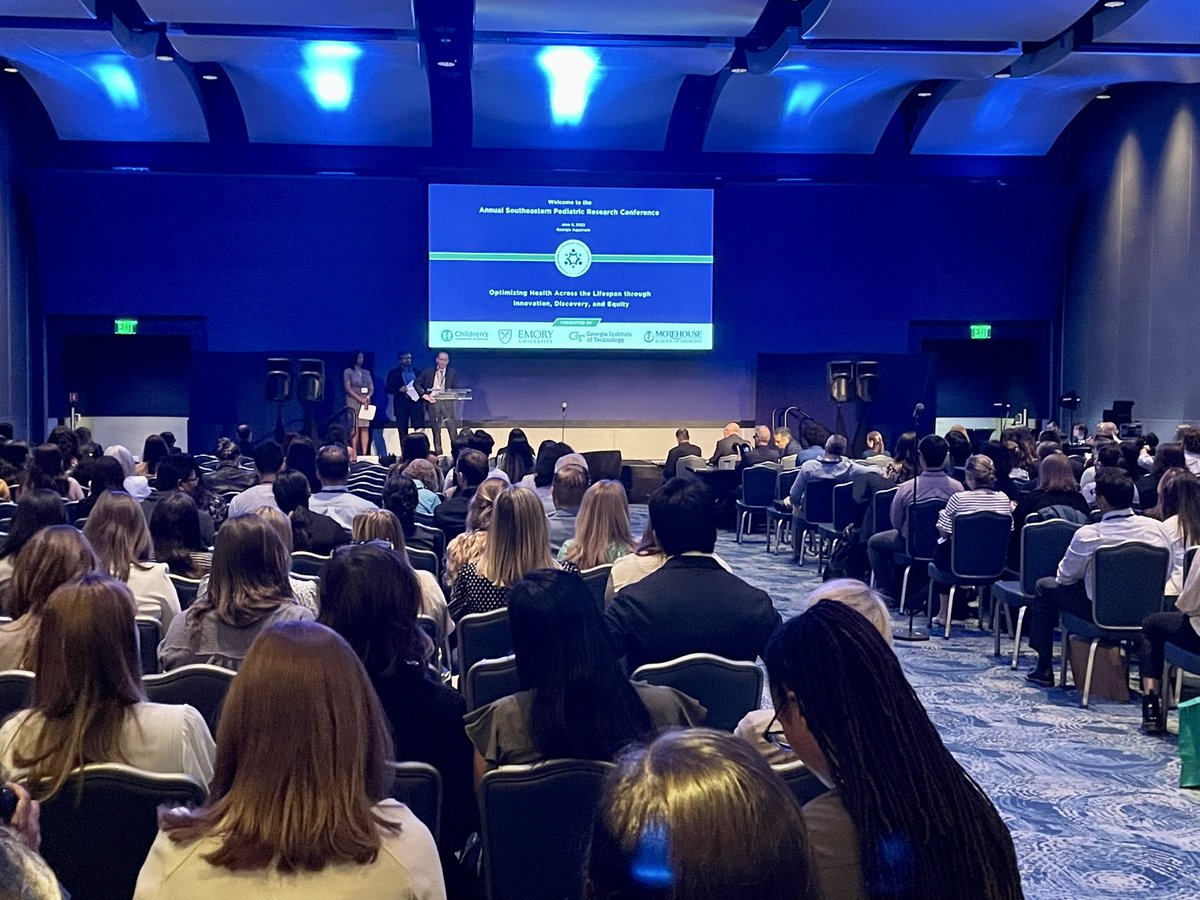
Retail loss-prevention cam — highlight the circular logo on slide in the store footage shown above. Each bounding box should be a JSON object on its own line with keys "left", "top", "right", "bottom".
{"left": 555, "top": 239, "right": 592, "bottom": 278}
{"left": 440, "top": 329, "right": 453, "bottom": 342}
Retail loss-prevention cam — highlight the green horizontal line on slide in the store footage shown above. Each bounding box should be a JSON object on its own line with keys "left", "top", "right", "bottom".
{"left": 428, "top": 252, "right": 712, "bottom": 264}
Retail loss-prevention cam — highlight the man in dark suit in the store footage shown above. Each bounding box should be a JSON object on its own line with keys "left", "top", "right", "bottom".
{"left": 737, "top": 425, "right": 782, "bottom": 471}
{"left": 663, "top": 427, "right": 703, "bottom": 477}
{"left": 385, "top": 351, "right": 424, "bottom": 440}
{"left": 773, "top": 426, "right": 803, "bottom": 459}
{"left": 432, "top": 449, "right": 488, "bottom": 542}
{"left": 605, "top": 477, "right": 780, "bottom": 671}
{"left": 417, "top": 351, "right": 460, "bottom": 455}
{"left": 708, "top": 422, "right": 750, "bottom": 465}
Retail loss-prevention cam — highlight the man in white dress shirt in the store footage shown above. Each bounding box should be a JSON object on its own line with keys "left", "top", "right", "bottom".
{"left": 308, "top": 444, "right": 377, "bottom": 531}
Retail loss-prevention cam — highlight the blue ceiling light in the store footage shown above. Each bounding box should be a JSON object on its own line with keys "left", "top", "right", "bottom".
{"left": 785, "top": 81, "right": 826, "bottom": 119}
{"left": 537, "top": 46, "right": 600, "bottom": 126}
{"left": 300, "top": 41, "right": 363, "bottom": 112}
{"left": 90, "top": 59, "right": 139, "bottom": 110}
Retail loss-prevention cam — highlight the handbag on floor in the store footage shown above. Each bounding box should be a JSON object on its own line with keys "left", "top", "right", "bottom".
{"left": 1179, "top": 696, "right": 1200, "bottom": 789}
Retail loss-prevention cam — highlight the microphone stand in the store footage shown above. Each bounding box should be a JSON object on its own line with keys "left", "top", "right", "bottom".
{"left": 560, "top": 403, "right": 567, "bottom": 442}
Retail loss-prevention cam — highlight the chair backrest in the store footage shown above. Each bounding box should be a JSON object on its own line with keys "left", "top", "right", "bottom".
{"left": 414, "top": 523, "right": 447, "bottom": 560}
{"left": 1092, "top": 542, "right": 1172, "bottom": 629}
{"left": 290, "top": 550, "right": 331, "bottom": 576}
{"left": 779, "top": 453, "right": 798, "bottom": 470}
{"left": 167, "top": 573, "right": 203, "bottom": 611}
{"left": 457, "top": 607, "right": 512, "bottom": 676}
{"left": 135, "top": 616, "right": 162, "bottom": 676}
{"left": 1019, "top": 519, "right": 1082, "bottom": 595}
{"left": 775, "top": 467, "right": 800, "bottom": 501}
{"left": 873, "top": 486, "right": 898, "bottom": 533}
{"left": 905, "top": 498, "right": 946, "bottom": 561}
{"left": 580, "top": 564, "right": 613, "bottom": 609}
{"left": 830, "top": 481, "right": 860, "bottom": 530}
{"left": 463, "top": 654, "right": 521, "bottom": 712}
{"left": 773, "top": 760, "right": 827, "bottom": 808}
{"left": 388, "top": 761, "right": 442, "bottom": 844}
{"left": 631, "top": 653, "right": 763, "bottom": 732}
{"left": 407, "top": 546, "right": 440, "bottom": 579}
{"left": 62, "top": 499, "right": 80, "bottom": 523}
{"left": 949, "top": 510, "right": 1012, "bottom": 579}
{"left": 0, "top": 669, "right": 34, "bottom": 723}
{"left": 740, "top": 464, "right": 778, "bottom": 507}
{"left": 416, "top": 615, "right": 449, "bottom": 677}
{"left": 676, "top": 455, "right": 707, "bottom": 478}
{"left": 717, "top": 454, "right": 739, "bottom": 470}
{"left": 802, "top": 478, "right": 836, "bottom": 527}
{"left": 581, "top": 450, "right": 622, "bottom": 482}
{"left": 39, "top": 763, "right": 207, "bottom": 900}
{"left": 480, "top": 759, "right": 613, "bottom": 900}
{"left": 142, "top": 664, "right": 235, "bottom": 735}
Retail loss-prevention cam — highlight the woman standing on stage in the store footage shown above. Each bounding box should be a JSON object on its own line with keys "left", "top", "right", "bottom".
{"left": 343, "top": 351, "right": 374, "bottom": 458}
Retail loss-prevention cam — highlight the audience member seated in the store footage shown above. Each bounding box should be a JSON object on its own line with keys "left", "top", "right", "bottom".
{"left": 351, "top": 510, "right": 451, "bottom": 636}
{"left": 1140, "top": 554, "right": 1200, "bottom": 734}
{"left": 708, "top": 422, "right": 749, "bottom": 465}
{"left": 400, "top": 458, "right": 443, "bottom": 517}
{"left": 433, "top": 449, "right": 489, "bottom": 542}
{"left": 319, "top": 544, "right": 476, "bottom": 850}
{"left": 71, "top": 455, "right": 123, "bottom": 521}
{"left": 738, "top": 425, "right": 782, "bottom": 471}
{"left": 1080, "top": 443, "right": 1123, "bottom": 507}
{"left": 663, "top": 427, "right": 703, "bottom": 475}
{"left": 546, "top": 464, "right": 589, "bottom": 554}
{"left": 852, "top": 431, "right": 917, "bottom": 541}
{"left": 134, "top": 434, "right": 170, "bottom": 479}
{"left": 203, "top": 438, "right": 257, "bottom": 494}
{"left": 605, "top": 478, "right": 779, "bottom": 670}
{"left": 136, "top": 621, "right": 445, "bottom": 899}
{"left": 788, "top": 435, "right": 869, "bottom": 562}
{"left": 867, "top": 435, "right": 963, "bottom": 605}
{"left": 0, "top": 441, "right": 28, "bottom": 501}
{"left": 466, "top": 570, "right": 704, "bottom": 774}
{"left": 944, "top": 428, "right": 972, "bottom": 470}
{"left": 773, "top": 425, "right": 803, "bottom": 459}
{"left": 225, "top": 441, "right": 284, "bottom": 517}
{"left": 764, "top": 602, "right": 1023, "bottom": 900}
{"left": 0, "top": 805, "right": 61, "bottom": 900}
{"left": 85, "top": 492, "right": 181, "bottom": 630}
{"left": 383, "top": 470, "right": 443, "bottom": 555}
{"left": 1136, "top": 443, "right": 1185, "bottom": 512}
{"left": 236, "top": 423, "right": 254, "bottom": 458}
{"left": 0, "top": 573, "right": 215, "bottom": 795}
{"left": 142, "top": 456, "right": 216, "bottom": 546}
{"left": 252, "top": 507, "right": 321, "bottom": 614}
{"left": 444, "top": 477, "right": 506, "bottom": 593}
{"left": 930, "top": 455, "right": 1013, "bottom": 628}
{"left": 18, "top": 445, "right": 83, "bottom": 502}
{"left": 585, "top": 729, "right": 810, "bottom": 900}
{"left": 149, "top": 493, "right": 213, "bottom": 580}
{"left": 159, "top": 516, "right": 314, "bottom": 672}
{"left": 449, "top": 485, "right": 570, "bottom": 621}
{"left": 558, "top": 480, "right": 635, "bottom": 570}
{"left": 401, "top": 432, "right": 439, "bottom": 468}
{"left": 0, "top": 490, "right": 66, "bottom": 604}
{"left": 496, "top": 427, "right": 535, "bottom": 484}
{"left": 273, "top": 470, "right": 350, "bottom": 555}
{"left": 47, "top": 426, "right": 82, "bottom": 485}
{"left": 977, "top": 440, "right": 1021, "bottom": 501}
{"left": 1007, "top": 453, "right": 1092, "bottom": 568}
{"left": 517, "top": 440, "right": 571, "bottom": 513}
{"left": 1025, "top": 469, "right": 1177, "bottom": 687}
{"left": 1155, "top": 472, "right": 1200, "bottom": 597}
{"left": 0, "top": 526, "right": 97, "bottom": 669}
{"left": 308, "top": 444, "right": 377, "bottom": 531}
{"left": 859, "top": 430, "right": 892, "bottom": 469}
{"left": 1183, "top": 426, "right": 1200, "bottom": 476}
{"left": 284, "top": 435, "right": 321, "bottom": 495}
{"left": 796, "top": 420, "right": 830, "bottom": 464}
{"left": 104, "top": 444, "right": 150, "bottom": 500}
{"left": 605, "top": 519, "right": 732, "bottom": 603}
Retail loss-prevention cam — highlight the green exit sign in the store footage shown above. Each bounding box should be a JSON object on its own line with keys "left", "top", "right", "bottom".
{"left": 114, "top": 318, "right": 138, "bottom": 335}
{"left": 970, "top": 323, "right": 992, "bottom": 340}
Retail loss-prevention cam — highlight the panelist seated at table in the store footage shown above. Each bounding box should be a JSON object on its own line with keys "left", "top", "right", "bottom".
{"left": 709, "top": 423, "right": 750, "bottom": 465}
{"left": 663, "top": 427, "right": 703, "bottom": 474}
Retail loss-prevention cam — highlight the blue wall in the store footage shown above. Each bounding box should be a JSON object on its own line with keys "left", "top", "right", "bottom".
{"left": 24, "top": 169, "right": 1073, "bottom": 441}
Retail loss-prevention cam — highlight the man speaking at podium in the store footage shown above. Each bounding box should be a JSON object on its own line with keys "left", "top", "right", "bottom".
{"left": 418, "top": 350, "right": 461, "bottom": 456}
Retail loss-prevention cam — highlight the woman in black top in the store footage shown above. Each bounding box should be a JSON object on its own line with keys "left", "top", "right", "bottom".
{"left": 1137, "top": 443, "right": 1185, "bottom": 512}
{"left": 1007, "top": 453, "right": 1090, "bottom": 568}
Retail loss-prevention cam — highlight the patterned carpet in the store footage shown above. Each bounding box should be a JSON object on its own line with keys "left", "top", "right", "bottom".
{"left": 631, "top": 506, "right": 1200, "bottom": 899}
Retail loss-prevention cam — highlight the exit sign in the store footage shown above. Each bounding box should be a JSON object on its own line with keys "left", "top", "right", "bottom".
{"left": 970, "top": 323, "right": 992, "bottom": 340}
{"left": 114, "top": 318, "right": 138, "bottom": 335}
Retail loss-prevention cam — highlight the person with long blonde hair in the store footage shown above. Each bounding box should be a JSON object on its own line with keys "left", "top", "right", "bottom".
{"left": 135, "top": 621, "right": 445, "bottom": 898}
{"left": 0, "top": 526, "right": 98, "bottom": 669}
{"left": 158, "top": 516, "right": 313, "bottom": 671}
{"left": 351, "top": 509, "right": 453, "bottom": 636}
{"left": 0, "top": 573, "right": 214, "bottom": 799}
{"left": 443, "top": 477, "right": 507, "bottom": 592}
{"left": 83, "top": 491, "right": 180, "bottom": 629}
{"left": 559, "top": 480, "right": 635, "bottom": 570}
{"left": 448, "top": 485, "right": 564, "bottom": 621}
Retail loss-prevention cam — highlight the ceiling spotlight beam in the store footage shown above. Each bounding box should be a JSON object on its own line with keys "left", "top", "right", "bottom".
{"left": 414, "top": 0, "right": 474, "bottom": 154}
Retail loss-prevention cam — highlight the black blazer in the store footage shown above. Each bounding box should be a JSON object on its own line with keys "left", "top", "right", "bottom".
{"left": 416, "top": 366, "right": 460, "bottom": 396}
{"left": 432, "top": 488, "right": 474, "bottom": 542}
{"left": 604, "top": 555, "right": 780, "bottom": 672}
{"left": 293, "top": 507, "right": 351, "bottom": 554}
{"left": 664, "top": 443, "right": 703, "bottom": 475}
{"left": 709, "top": 435, "right": 749, "bottom": 465}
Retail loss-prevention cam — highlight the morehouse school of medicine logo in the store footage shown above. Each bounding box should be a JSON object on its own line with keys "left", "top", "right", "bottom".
{"left": 555, "top": 239, "right": 592, "bottom": 278}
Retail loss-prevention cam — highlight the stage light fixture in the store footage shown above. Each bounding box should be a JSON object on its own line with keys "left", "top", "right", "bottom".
{"left": 155, "top": 34, "right": 175, "bottom": 62}
{"left": 730, "top": 47, "right": 749, "bottom": 74}
{"left": 538, "top": 46, "right": 599, "bottom": 127}
{"left": 201, "top": 73, "right": 219, "bottom": 81}
{"left": 993, "top": 69, "right": 1012, "bottom": 79}
{"left": 1096, "top": 91, "right": 1112, "bottom": 100}
{"left": 917, "top": 91, "right": 932, "bottom": 98}
{"left": 301, "top": 41, "right": 362, "bottom": 112}
{"left": 1103, "top": 1, "right": 1125, "bottom": 7}
{"left": 2, "top": 64, "right": 16, "bottom": 74}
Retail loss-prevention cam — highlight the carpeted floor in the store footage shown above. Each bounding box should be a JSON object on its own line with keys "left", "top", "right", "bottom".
{"left": 632, "top": 506, "right": 1200, "bottom": 899}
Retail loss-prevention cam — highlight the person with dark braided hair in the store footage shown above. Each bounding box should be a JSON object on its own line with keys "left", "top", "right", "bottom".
{"left": 763, "top": 602, "right": 1024, "bottom": 900}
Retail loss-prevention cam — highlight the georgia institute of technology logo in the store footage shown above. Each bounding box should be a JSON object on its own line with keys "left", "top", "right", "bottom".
{"left": 554, "top": 239, "right": 592, "bottom": 278}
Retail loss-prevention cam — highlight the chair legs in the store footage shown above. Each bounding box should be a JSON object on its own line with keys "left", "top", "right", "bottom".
{"left": 1081, "top": 638, "right": 1101, "bottom": 708}
{"left": 1010, "top": 606, "right": 1027, "bottom": 671}
{"left": 1059, "top": 631, "right": 1070, "bottom": 689}
{"left": 736, "top": 511, "right": 745, "bottom": 544}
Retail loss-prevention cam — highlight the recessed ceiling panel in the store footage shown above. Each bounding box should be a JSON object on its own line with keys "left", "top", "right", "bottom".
{"left": 475, "top": 0, "right": 769, "bottom": 37}
{"left": 171, "top": 33, "right": 430, "bottom": 145}
{"left": 1094, "top": 0, "right": 1200, "bottom": 44}
{"left": 803, "top": 0, "right": 1097, "bottom": 42}
{"left": 3, "top": 0, "right": 94, "bottom": 17}
{"left": 913, "top": 52, "right": 1200, "bottom": 155}
{"left": 0, "top": 29, "right": 208, "bottom": 141}
{"left": 473, "top": 43, "right": 730, "bottom": 150}
{"left": 706, "top": 48, "right": 1012, "bottom": 154}
{"left": 140, "top": 0, "right": 415, "bottom": 30}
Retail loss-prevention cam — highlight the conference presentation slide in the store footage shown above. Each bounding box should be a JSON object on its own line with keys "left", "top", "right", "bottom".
{"left": 428, "top": 184, "right": 713, "bottom": 350}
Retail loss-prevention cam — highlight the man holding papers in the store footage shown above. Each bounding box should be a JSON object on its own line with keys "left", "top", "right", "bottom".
{"left": 385, "top": 351, "right": 425, "bottom": 439}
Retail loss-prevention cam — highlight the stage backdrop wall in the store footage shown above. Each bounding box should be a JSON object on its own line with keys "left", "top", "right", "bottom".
{"left": 0, "top": 92, "right": 29, "bottom": 435}
{"left": 1065, "top": 83, "right": 1200, "bottom": 437}
{"left": 23, "top": 170, "right": 1073, "bottom": 446}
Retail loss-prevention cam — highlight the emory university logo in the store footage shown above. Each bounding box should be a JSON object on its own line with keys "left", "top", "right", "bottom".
{"left": 499, "top": 329, "right": 513, "bottom": 344}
